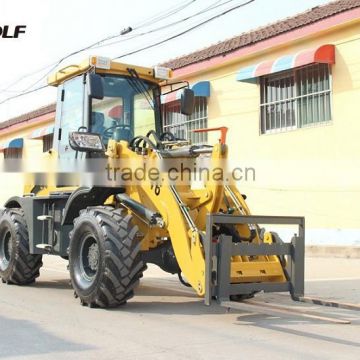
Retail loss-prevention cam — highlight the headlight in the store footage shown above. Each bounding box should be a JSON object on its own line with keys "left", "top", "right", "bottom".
{"left": 69, "top": 132, "right": 105, "bottom": 152}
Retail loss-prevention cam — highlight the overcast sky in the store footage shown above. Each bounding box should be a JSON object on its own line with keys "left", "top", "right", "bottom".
{"left": 0, "top": 0, "right": 331, "bottom": 122}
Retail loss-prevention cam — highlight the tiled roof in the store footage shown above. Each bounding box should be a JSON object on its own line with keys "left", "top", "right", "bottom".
{"left": 0, "top": 103, "right": 55, "bottom": 131}
{"left": 161, "top": 0, "right": 360, "bottom": 69}
{"left": 2, "top": 0, "right": 360, "bottom": 129}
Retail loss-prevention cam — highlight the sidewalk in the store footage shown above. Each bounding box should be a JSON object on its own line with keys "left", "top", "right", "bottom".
{"left": 306, "top": 245, "right": 360, "bottom": 258}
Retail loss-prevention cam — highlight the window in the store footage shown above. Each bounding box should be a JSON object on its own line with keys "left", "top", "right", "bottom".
{"left": 4, "top": 148, "right": 22, "bottom": 159}
{"left": 92, "top": 96, "right": 124, "bottom": 142}
{"left": 57, "top": 76, "right": 85, "bottom": 157}
{"left": 134, "top": 93, "right": 156, "bottom": 137}
{"left": 260, "top": 63, "right": 332, "bottom": 134}
{"left": 43, "top": 133, "right": 54, "bottom": 152}
{"left": 162, "top": 97, "right": 208, "bottom": 144}
{"left": 90, "top": 75, "right": 159, "bottom": 143}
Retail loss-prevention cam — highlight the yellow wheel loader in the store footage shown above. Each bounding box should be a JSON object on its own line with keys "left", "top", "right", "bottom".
{"left": 0, "top": 56, "right": 306, "bottom": 308}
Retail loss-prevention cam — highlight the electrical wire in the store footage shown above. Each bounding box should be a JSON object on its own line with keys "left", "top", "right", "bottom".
{"left": 0, "top": 0, "right": 198, "bottom": 95}
{"left": 0, "top": 62, "right": 58, "bottom": 93}
{"left": 92, "top": 0, "right": 233, "bottom": 50}
{"left": 0, "top": 85, "right": 48, "bottom": 106}
{"left": 113, "top": 0, "right": 255, "bottom": 60}
{"left": 2, "top": 0, "right": 236, "bottom": 94}
{"left": 23, "top": 0, "right": 227, "bottom": 90}
{"left": 131, "top": 0, "right": 197, "bottom": 30}
{"left": 0, "top": 0, "right": 255, "bottom": 106}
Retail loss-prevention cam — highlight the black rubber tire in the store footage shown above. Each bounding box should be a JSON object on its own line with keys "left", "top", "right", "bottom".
{"left": 0, "top": 208, "right": 43, "bottom": 285}
{"left": 69, "top": 206, "right": 145, "bottom": 308}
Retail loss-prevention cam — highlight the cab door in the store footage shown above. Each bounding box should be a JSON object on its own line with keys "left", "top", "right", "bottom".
{"left": 54, "top": 76, "right": 86, "bottom": 158}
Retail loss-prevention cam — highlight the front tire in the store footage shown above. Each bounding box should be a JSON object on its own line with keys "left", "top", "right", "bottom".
{"left": 0, "top": 208, "right": 43, "bottom": 284}
{"left": 69, "top": 206, "right": 145, "bottom": 308}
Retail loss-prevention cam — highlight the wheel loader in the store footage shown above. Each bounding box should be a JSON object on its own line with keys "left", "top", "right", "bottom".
{"left": 0, "top": 56, "right": 305, "bottom": 308}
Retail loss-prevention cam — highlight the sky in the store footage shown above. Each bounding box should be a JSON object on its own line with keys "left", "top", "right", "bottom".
{"left": 0, "top": 0, "right": 331, "bottom": 122}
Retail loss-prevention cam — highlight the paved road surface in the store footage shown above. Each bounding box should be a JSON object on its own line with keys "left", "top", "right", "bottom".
{"left": 0, "top": 257, "right": 359, "bottom": 360}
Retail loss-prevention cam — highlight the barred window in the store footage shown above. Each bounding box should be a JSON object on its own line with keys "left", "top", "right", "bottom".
{"left": 42, "top": 133, "right": 54, "bottom": 152}
{"left": 162, "top": 97, "right": 208, "bottom": 144}
{"left": 260, "top": 63, "right": 332, "bottom": 134}
{"left": 4, "top": 148, "right": 22, "bottom": 159}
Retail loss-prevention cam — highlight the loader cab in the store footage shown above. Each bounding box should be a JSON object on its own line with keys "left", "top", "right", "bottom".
{"left": 53, "top": 72, "right": 162, "bottom": 158}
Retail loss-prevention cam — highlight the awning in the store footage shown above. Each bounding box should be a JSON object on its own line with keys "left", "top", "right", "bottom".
{"left": 161, "top": 81, "right": 210, "bottom": 104}
{"left": 0, "top": 138, "right": 24, "bottom": 151}
{"left": 28, "top": 125, "right": 54, "bottom": 139}
{"left": 236, "top": 44, "right": 335, "bottom": 83}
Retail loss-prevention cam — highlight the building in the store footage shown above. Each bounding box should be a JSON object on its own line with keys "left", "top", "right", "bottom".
{"left": 1, "top": 0, "right": 360, "bottom": 245}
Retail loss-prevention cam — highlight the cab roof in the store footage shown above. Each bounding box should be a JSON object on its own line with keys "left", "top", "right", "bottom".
{"left": 47, "top": 56, "right": 172, "bottom": 86}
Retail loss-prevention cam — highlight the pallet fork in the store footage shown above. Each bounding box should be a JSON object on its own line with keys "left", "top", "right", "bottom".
{"left": 204, "top": 214, "right": 360, "bottom": 324}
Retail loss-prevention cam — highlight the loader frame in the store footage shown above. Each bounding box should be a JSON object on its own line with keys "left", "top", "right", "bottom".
{"left": 205, "top": 214, "right": 305, "bottom": 305}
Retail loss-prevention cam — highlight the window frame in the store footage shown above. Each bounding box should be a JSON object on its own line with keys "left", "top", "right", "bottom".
{"left": 259, "top": 63, "right": 333, "bottom": 135}
{"left": 89, "top": 74, "right": 162, "bottom": 141}
{"left": 42, "top": 133, "right": 54, "bottom": 153}
{"left": 3, "top": 147, "right": 22, "bottom": 159}
{"left": 162, "top": 96, "right": 208, "bottom": 144}
{"left": 55, "top": 75, "right": 86, "bottom": 157}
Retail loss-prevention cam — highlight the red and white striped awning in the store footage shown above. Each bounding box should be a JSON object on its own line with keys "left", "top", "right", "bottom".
{"left": 236, "top": 44, "right": 335, "bottom": 82}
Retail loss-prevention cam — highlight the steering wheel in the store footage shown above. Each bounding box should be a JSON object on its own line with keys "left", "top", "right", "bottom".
{"left": 103, "top": 124, "right": 130, "bottom": 139}
{"left": 160, "top": 131, "right": 176, "bottom": 141}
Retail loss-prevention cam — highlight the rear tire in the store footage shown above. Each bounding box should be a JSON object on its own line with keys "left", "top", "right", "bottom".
{"left": 0, "top": 208, "right": 43, "bottom": 284}
{"left": 69, "top": 206, "right": 145, "bottom": 308}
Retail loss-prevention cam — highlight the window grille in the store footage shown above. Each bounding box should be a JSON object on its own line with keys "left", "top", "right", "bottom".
{"left": 43, "top": 133, "right": 54, "bottom": 152}
{"left": 162, "top": 97, "right": 208, "bottom": 144}
{"left": 260, "top": 63, "right": 332, "bottom": 134}
{"left": 4, "top": 148, "right": 22, "bottom": 159}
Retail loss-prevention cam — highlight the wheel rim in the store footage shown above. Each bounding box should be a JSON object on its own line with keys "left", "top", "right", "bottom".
{"left": 78, "top": 234, "right": 99, "bottom": 289}
{"left": 0, "top": 230, "right": 12, "bottom": 271}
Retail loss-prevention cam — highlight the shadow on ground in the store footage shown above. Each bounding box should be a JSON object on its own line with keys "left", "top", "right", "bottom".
{"left": 234, "top": 313, "right": 360, "bottom": 348}
{"left": 0, "top": 315, "right": 94, "bottom": 358}
{"left": 17, "top": 275, "right": 360, "bottom": 332}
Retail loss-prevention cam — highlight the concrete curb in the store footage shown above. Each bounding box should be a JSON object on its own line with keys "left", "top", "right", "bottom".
{"left": 306, "top": 245, "right": 360, "bottom": 258}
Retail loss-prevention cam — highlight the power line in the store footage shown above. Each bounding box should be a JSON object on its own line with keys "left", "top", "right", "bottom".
{"left": 2, "top": 0, "right": 235, "bottom": 95}
{"left": 131, "top": 0, "right": 197, "bottom": 29}
{"left": 113, "top": 0, "right": 255, "bottom": 60}
{"left": 0, "top": 0, "right": 255, "bottom": 106}
{"left": 23, "top": 0, "right": 228, "bottom": 91}
{"left": 1, "top": 62, "right": 58, "bottom": 93}
{"left": 0, "top": 85, "right": 48, "bottom": 106}
{"left": 92, "top": 0, "right": 234, "bottom": 51}
{"left": 0, "top": 0, "right": 198, "bottom": 96}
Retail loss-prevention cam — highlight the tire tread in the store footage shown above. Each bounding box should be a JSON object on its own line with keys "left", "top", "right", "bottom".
{"left": 0, "top": 208, "right": 43, "bottom": 285}
{"left": 70, "top": 206, "right": 145, "bottom": 308}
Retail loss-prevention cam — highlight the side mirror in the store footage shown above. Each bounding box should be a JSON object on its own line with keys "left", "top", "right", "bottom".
{"left": 88, "top": 73, "right": 104, "bottom": 100}
{"left": 69, "top": 132, "right": 105, "bottom": 152}
{"left": 180, "top": 88, "right": 195, "bottom": 116}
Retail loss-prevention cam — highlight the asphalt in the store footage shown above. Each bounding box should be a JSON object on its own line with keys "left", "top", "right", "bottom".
{"left": 0, "top": 256, "right": 359, "bottom": 360}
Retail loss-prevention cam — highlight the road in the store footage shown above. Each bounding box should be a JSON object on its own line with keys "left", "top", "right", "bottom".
{"left": 0, "top": 256, "right": 359, "bottom": 360}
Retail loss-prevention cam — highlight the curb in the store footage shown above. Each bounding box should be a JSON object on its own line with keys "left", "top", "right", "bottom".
{"left": 306, "top": 245, "right": 360, "bottom": 259}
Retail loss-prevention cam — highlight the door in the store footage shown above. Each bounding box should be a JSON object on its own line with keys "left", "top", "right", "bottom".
{"left": 55, "top": 76, "right": 85, "bottom": 158}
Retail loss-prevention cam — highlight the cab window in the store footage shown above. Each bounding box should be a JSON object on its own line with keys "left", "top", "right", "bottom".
{"left": 91, "top": 96, "right": 125, "bottom": 144}
{"left": 90, "top": 75, "right": 158, "bottom": 143}
{"left": 57, "top": 76, "right": 85, "bottom": 157}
